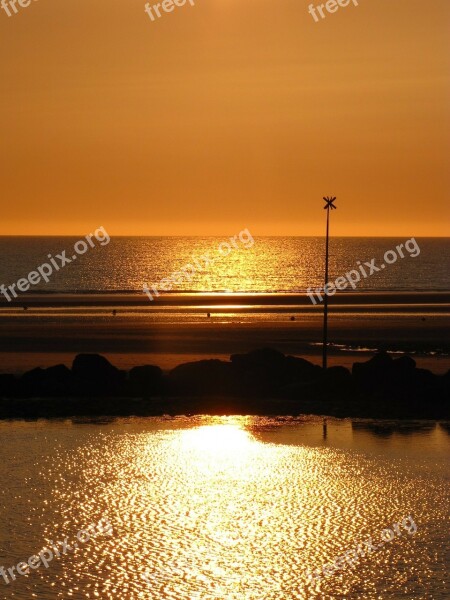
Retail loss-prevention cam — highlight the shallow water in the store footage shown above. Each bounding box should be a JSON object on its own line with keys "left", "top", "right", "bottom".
{"left": 0, "top": 416, "right": 449, "bottom": 599}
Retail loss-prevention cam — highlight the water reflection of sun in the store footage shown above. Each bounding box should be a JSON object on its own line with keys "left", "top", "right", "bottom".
{"left": 173, "top": 417, "right": 262, "bottom": 478}
{"left": 180, "top": 423, "right": 254, "bottom": 454}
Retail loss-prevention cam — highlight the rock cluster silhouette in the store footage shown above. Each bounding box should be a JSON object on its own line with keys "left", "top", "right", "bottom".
{"left": 0, "top": 349, "right": 448, "bottom": 419}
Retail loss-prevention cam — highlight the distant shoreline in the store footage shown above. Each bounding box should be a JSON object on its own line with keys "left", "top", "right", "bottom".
{"left": 1, "top": 290, "right": 450, "bottom": 307}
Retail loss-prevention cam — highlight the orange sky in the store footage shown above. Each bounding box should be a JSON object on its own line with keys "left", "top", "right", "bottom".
{"left": 0, "top": 0, "right": 449, "bottom": 236}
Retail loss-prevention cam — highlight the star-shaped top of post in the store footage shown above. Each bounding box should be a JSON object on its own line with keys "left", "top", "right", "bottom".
{"left": 323, "top": 196, "right": 337, "bottom": 210}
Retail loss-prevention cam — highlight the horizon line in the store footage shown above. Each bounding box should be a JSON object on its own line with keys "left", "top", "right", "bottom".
{"left": 0, "top": 234, "right": 448, "bottom": 239}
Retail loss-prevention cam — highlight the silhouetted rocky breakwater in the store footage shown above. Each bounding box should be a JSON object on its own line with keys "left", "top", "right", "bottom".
{"left": 0, "top": 349, "right": 448, "bottom": 419}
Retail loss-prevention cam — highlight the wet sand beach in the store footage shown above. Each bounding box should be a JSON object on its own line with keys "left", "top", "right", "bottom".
{"left": 1, "top": 292, "right": 448, "bottom": 374}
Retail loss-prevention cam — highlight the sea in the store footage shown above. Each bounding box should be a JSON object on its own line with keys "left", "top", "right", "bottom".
{"left": 0, "top": 237, "right": 448, "bottom": 295}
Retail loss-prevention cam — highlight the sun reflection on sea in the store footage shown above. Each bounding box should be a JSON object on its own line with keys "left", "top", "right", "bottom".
{"left": 2, "top": 418, "right": 447, "bottom": 599}
{"left": 177, "top": 418, "right": 255, "bottom": 455}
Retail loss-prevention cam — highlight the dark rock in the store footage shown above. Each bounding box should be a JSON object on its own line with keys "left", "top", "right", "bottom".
{"left": 325, "top": 366, "right": 352, "bottom": 384}
{"left": 18, "top": 365, "right": 74, "bottom": 397}
{"left": 129, "top": 365, "right": 162, "bottom": 384}
{"left": 0, "top": 347, "right": 447, "bottom": 418}
{"left": 352, "top": 351, "right": 393, "bottom": 376}
{"left": 43, "top": 364, "right": 73, "bottom": 396}
{"left": 45, "top": 364, "right": 72, "bottom": 380}
{"left": 230, "top": 348, "right": 321, "bottom": 395}
{"left": 351, "top": 351, "right": 444, "bottom": 406}
{"left": 352, "top": 351, "right": 394, "bottom": 390}
{"left": 412, "top": 368, "right": 436, "bottom": 388}
{"left": 285, "top": 355, "right": 323, "bottom": 383}
{"left": 168, "top": 359, "right": 235, "bottom": 396}
{"left": 72, "top": 354, "right": 124, "bottom": 395}
{"left": 0, "top": 374, "right": 18, "bottom": 397}
{"left": 20, "top": 368, "right": 46, "bottom": 396}
{"left": 129, "top": 365, "right": 163, "bottom": 396}
{"left": 280, "top": 366, "right": 353, "bottom": 404}
{"left": 393, "top": 355, "right": 416, "bottom": 372}
{"left": 72, "top": 354, "right": 120, "bottom": 380}
{"left": 231, "top": 348, "right": 286, "bottom": 370}
{"left": 441, "top": 370, "right": 450, "bottom": 395}
{"left": 279, "top": 379, "right": 321, "bottom": 401}
{"left": 21, "top": 367, "right": 46, "bottom": 385}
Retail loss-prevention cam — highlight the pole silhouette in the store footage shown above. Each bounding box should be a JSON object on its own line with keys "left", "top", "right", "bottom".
{"left": 322, "top": 196, "right": 337, "bottom": 369}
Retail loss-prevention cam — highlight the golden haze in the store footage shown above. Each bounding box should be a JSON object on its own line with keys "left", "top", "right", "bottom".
{"left": 0, "top": 0, "right": 449, "bottom": 235}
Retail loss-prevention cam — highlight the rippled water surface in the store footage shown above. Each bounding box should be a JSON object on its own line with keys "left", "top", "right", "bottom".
{"left": 0, "top": 417, "right": 449, "bottom": 599}
{"left": 0, "top": 237, "right": 448, "bottom": 293}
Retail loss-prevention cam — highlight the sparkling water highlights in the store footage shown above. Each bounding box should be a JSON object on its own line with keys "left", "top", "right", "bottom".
{"left": 0, "top": 237, "right": 448, "bottom": 294}
{"left": 0, "top": 417, "right": 449, "bottom": 599}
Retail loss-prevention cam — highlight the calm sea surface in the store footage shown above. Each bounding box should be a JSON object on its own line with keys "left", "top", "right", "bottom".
{"left": 0, "top": 237, "right": 448, "bottom": 294}
{"left": 0, "top": 417, "right": 448, "bottom": 599}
